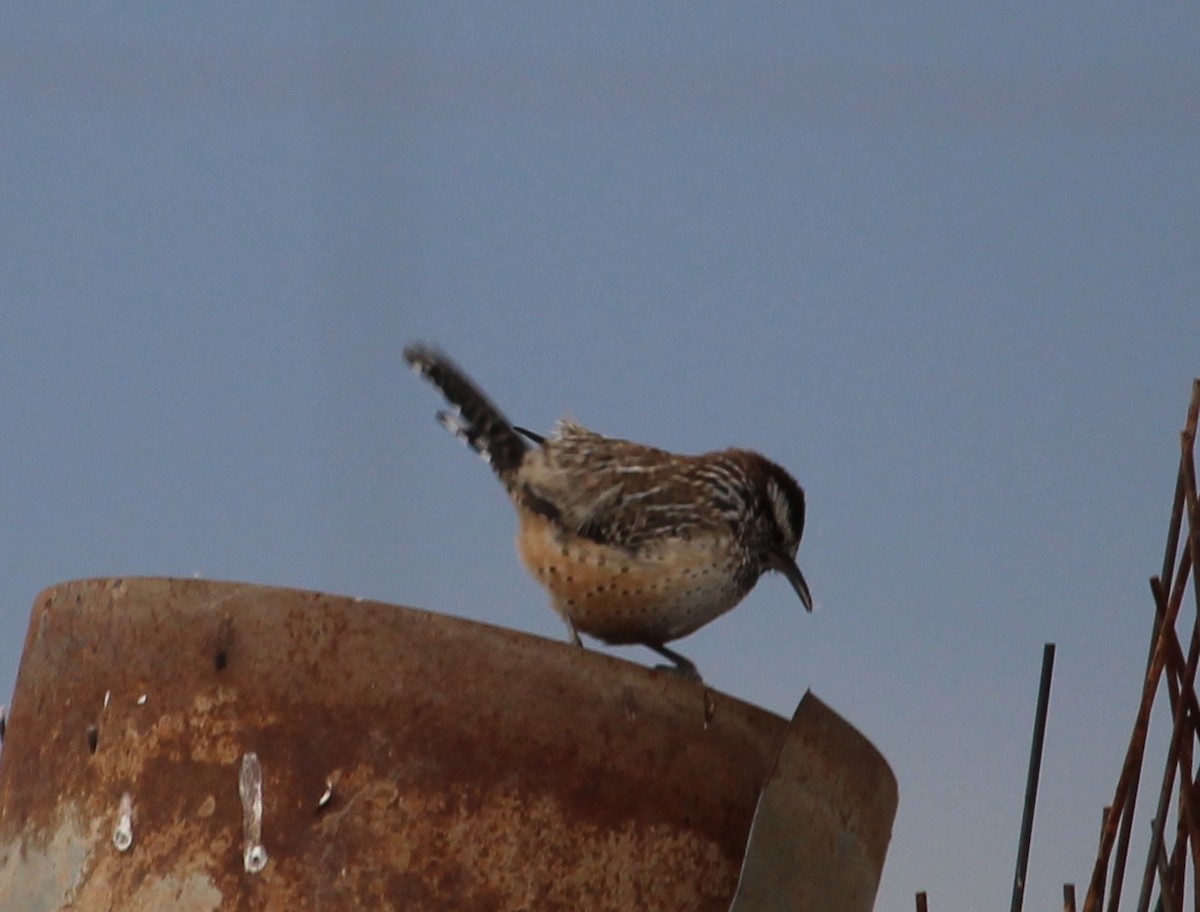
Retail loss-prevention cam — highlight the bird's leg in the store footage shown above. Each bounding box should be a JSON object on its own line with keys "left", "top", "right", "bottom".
{"left": 647, "top": 644, "right": 703, "bottom": 683}
{"left": 564, "top": 617, "right": 583, "bottom": 648}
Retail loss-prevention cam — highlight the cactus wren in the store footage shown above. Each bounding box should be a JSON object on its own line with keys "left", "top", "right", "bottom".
{"left": 403, "top": 344, "right": 813, "bottom": 679}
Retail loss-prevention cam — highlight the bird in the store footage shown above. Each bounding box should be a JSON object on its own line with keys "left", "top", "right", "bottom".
{"left": 402, "top": 344, "right": 812, "bottom": 680}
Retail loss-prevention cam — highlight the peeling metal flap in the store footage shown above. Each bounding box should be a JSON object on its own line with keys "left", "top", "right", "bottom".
{"left": 729, "top": 692, "right": 898, "bottom": 912}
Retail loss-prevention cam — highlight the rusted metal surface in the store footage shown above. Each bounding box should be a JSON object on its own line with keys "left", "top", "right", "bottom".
{"left": 728, "top": 693, "right": 898, "bottom": 912}
{"left": 0, "top": 577, "right": 897, "bottom": 911}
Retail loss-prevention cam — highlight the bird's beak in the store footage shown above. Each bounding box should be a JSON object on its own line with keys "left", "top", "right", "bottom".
{"left": 769, "top": 550, "right": 813, "bottom": 612}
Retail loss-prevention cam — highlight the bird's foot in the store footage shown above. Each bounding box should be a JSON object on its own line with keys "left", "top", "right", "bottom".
{"left": 648, "top": 644, "right": 703, "bottom": 684}
{"left": 565, "top": 620, "right": 583, "bottom": 648}
{"left": 654, "top": 662, "right": 703, "bottom": 684}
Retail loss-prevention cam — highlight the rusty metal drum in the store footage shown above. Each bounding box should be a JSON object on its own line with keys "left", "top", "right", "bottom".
{"left": 0, "top": 578, "right": 895, "bottom": 911}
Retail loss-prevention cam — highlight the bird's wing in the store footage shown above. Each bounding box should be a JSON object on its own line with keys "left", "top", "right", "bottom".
{"left": 517, "top": 421, "right": 726, "bottom": 549}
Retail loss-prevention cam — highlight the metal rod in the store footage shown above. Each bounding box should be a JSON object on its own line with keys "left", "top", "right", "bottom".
{"left": 1093, "top": 806, "right": 1113, "bottom": 912}
{"left": 1109, "top": 576, "right": 1177, "bottom": 912}
{"left": 1167, "top": 730, "right": 1190, "bottom": 904}
{"left": 1134, "top": 721, "right": 1183, "bottom": 912}
{"left": 1148, "top": 575, "right": 1200, "bottom": 737}
{"left": 1085, "top": 543, "right": 1194, "bottom": 911}
{"left": 1160, "top": 436, "right": 1188, "bottom": 598}
{"left": 1134, "top": 568, "right": 1200, "bottom": 912}
{"left": 1105, "top": 784, "right": 1136, "bottom": 912}
{"left": 1081, "top": 380, "right": 1199, "bottom": 912}
{"left": 1009, "top": 642, "right": 1056, "bottom": 912}
{"left": 1110, "top": 562, "right": 1197, "bottom": 912}
{"left": 1065, "top": 883, "right": 1084, "bottom": 912}
{"left": 1153, "top": 834, "right": 1178, "bottom": 912}
{"left": 1193, "top": 807, "right": 1200, "bottom": 912}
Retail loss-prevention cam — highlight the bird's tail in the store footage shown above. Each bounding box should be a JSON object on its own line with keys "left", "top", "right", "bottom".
{"left": 403, "top": 344, "right": 530, "bottom": 480}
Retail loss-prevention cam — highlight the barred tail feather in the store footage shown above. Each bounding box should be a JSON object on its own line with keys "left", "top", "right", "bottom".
{"left": 403, "top": 344, "right": 529, "bottom": 479}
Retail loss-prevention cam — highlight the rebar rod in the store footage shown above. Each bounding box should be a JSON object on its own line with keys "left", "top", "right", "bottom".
{"left": 1133, "top": 613, "right": 1198, "bottom": 912}
{"left": 1064, "top": 884, "right": 1077, "bottom": 912}
{"left": 1010, "top": 643, "right": 1056, "bottom": 912}
{"left": 1084, "top": 382, "right": 1200, "bottom": 912}
{"left": 1085, "top": 551, "right": 1192, "bottom": 911}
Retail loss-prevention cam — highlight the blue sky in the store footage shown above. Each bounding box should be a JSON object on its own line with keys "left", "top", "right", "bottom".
{"left": 2, "top": 5, "right": 1198, "bottom": 908}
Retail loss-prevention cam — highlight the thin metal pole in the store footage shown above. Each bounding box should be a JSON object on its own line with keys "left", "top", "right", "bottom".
{"left": 1064, "top": 884, "right": 1077, "bottom": 912}
{"left": 1105, "top": 779, "right": 1137, "bottom": 912}
{"left": 1087, "top": 385, "right": 1200, "bottom": 912}
{"left": 1010, "top": 642, "right": 1056, "bottom": 912}
{"left": 1086, "top": 551, "right": 1192, "bottom": 911}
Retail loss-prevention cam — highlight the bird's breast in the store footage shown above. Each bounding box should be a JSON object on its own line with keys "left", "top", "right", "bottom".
{"left": 515, "top": 508, "right": 752, "bottom": 645}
